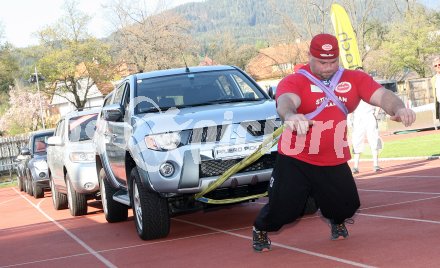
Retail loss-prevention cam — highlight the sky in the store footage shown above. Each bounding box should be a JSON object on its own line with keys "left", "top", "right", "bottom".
{"left": 0, "top": 0, "right": 203, "bottom": 48}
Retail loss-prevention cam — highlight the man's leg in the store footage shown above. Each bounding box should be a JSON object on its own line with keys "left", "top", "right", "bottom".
{"left": 351, "top": 121, "right": 365, "bottom": 174}
{"left": 352, "top": 153, "right": 360, "bottom": 174}
{"left": 366, "top": 117, "right": 382, "bottom": 172}
{"left": 311, "top": 163, "right": 360, "bottom": 240}
{"left": 372, "top": 149, "right": 382, "bottom": 172}
{"left": 253, "top": 155, "right": 310, "bottom": 252}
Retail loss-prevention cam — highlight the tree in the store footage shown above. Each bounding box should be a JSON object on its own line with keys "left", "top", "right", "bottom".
{"left": 375, "top": 5, "right": 440, "bottom": 78}
{"left": 0, "top": 44, "right": 19, "bottom": 94}
{"left": 105, "top": 0, "right": 197, "bottom": 72}
{"left": 0, "top": 34, "right": 19, "bottom": 118}
{"left": 203, "top": 32, "right": 258, "bottom": 69}
{"left": 36, "top": 0, "right": 113, "bottom": 109}
{"left": 0, "top": 84, "right": 49, "bottom": 135}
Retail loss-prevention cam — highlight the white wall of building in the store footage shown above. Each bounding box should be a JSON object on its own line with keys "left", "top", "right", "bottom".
{"left": 51, "top": 79, "right": 106, "bottom": 116}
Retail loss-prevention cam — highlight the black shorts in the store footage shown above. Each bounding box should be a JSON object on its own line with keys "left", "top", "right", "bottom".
{"left": 254, "top": 154, "right": 360, "bottom": 232}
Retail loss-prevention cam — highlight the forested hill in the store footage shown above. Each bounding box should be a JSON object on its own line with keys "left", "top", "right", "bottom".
{"left": 174, "top": 0, "right": 288, "bottom": 45}
{"left": 173, "top": 0, "right": 437, "bottom": 46}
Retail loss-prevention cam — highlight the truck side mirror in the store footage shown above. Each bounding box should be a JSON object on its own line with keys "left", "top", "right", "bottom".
{"left": 103, "top": 104, "right": 124, "bottom": 122}
{"left": 268, "top": 86, "right": 276, "bottom": 99}
{"left": 21, "top": 147, "right": 31, "bottom": 156}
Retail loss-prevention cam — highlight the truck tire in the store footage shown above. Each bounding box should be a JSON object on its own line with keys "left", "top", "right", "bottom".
{"left": 99, "top": 168, "right": 128, "bottom": 223}
{"left": 22, "top": 176, "right": 27, "bottom": 192}
{"left": 26, "top": 176, "right": 33, "bottom": 196}
{"left": 131, "top": 167, "right": 170, "bottom": 240}
{"left": 18, "top": 176, "right": 24, "bottom": 191}
{"left": 50, "top": 176, "right": 68, "bottom": 210}
{"left": 32, "top": 182, "right": 44, "bottom": 199}
{"left": 66, "top": 174, "right": 87, "bottom": 216}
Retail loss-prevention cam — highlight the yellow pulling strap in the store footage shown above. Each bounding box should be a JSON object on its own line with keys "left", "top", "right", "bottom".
{"left": 195, "top": 125, "right": 285, "bottom": 204}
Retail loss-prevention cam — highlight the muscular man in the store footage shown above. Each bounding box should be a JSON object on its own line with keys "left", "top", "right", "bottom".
{"left": 252, "top": 33, "right": 416, "bottom": 252}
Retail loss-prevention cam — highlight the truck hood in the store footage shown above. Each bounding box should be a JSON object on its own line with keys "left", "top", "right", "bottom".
{"left": 135, "top": 100, "right": 278, "bottom": 134}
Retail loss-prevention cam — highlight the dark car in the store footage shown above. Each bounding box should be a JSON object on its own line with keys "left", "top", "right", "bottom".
{"left": 20, "top": 129, "right": 54, "bottom": 198}
{"left": 15, "top": 151, "right": 29, "bottom": 192}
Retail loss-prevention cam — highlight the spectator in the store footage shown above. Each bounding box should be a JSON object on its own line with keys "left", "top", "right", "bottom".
{"left": 350, "top": 100, "right": 382, "bottom": 174}
{"left": 431, "top": 56, "right": 440, "bottom": 123}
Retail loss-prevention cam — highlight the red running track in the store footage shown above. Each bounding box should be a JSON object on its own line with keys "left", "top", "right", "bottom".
{"left": 1, "top": 158, "right": 440, "bottom": 268}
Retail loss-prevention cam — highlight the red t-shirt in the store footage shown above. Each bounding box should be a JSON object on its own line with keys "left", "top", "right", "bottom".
{"left": 276, "top": 64, "right": 381, "bottom": 166}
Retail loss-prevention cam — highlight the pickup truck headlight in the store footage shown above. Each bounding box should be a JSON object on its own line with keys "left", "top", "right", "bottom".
{"left": 33, "top": 160, "right": 48, "bottom": 170}
{"left": 69, "top": 152, "right": 95, "bottom": 162}
{"left": 145, "top": 132, "right": 185, "bottom": 151}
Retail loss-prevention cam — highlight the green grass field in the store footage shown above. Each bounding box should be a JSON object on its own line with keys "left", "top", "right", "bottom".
{"left": 355, "top": 133, "right": 440, "bottom": 159}
{"left": 0, "top": 174, "right": 17, "bottom": 188}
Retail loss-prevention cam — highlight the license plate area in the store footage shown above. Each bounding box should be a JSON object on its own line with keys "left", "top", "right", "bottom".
{"left": 213, "top": 142, "right": 262, "bottom": 160}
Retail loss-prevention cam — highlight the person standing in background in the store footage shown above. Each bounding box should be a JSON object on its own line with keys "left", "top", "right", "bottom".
{"left": 350, "top": 100, "right": 382, "bottom": 174}
{"left": 431, "top": 57, "right": 440, "bottom": 124}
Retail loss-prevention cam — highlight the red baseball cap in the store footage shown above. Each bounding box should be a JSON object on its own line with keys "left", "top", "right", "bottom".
{"left": 309, "top": 33, "right": 339, "bottom": 59}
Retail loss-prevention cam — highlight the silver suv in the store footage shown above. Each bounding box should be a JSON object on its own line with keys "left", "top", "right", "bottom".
{"left": 47, "top": 108, "right": 100, "bottom": 216}
{"left": 94, "top": 65, "right": 280, "bottom": 240}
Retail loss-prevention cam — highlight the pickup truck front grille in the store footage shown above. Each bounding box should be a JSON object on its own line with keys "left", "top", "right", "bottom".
{"left": 241, "top": 119, "right": 280, "bottom": 136}
{"left": 189, "top": 125, "right": 226, "bottom": 143}
{"left": 199, "top": 152, "right": 277, "bottom": 178}
{"left": 188, "top": 120, "right": 280, "bottom": 144}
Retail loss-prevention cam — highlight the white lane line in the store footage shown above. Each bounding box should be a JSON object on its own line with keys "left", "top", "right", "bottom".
{"left": 0, "top": 252, "right": 92, "bottom": 268}
{"left": 36, "top": 199, "right": 45, "bottom": 208}
{"left": 0, "top": 196, "right": 21, "bottom": 206}
{"left": 357, "top": 175, "right": 440, "bottom": 180}
{"left": 360, "top": 195, "right": 440, "bottom": 211}
{"left": 358, "top": 189, "right": 440, "bottom": 195}
{"left": 10, "top": 188, "right": 116, "bottom": 268}
{"left": 358, "top": 213, "right": 440, "bottom": 225}
{"left": 0, "top": 221, "right": 54, "bottom": 233}
{"left": 173, "top": 218, "right": 376, "bottom": 268}
{"left": 2, "top": 226, "right": 227, "bottom": 267}
{"left": 1, "top": 226, "right": 251, "bottom": 267}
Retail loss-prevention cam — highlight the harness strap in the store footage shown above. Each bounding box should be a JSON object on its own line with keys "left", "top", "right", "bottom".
{"left": 297, "top": 67, "right": 348, "bottom": 118}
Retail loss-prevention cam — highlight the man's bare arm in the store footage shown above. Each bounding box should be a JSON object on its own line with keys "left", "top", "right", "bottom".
{"left": 369, "top": 87, "right": 416, "bottom": 127}
{"left": 277, "top": 93, "right": 313, "bottom": 135}
{"left": 277, "top": 93, "right": 301, "bottom": 121}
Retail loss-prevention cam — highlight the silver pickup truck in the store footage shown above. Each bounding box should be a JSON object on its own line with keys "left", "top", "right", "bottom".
{"left": 94, "top": 65, "right": 281, "bottom": 240}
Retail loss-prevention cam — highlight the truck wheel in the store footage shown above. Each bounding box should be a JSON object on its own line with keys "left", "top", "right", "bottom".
{"left": 50, "top": 176, "right": 67, "bottom": 210}
{"left": 66, "top": 174, "right": 87, "bottom": 216}
{"left": 22, "top": 176, "right": 27, "bottom": 192}
{"left": 99, "top": 168, "right": 128, "bottom": 223}
{"left": 131, "top": 167, "right": 170, "bottom": 240}
{"left": 26, "top": 177, "right": 33, "bottom": 196}
{"left": 17, "top": 176, "right": 24, "bottom": 191}
{"left": 33, "top": 182, "right": 44, "bottom": 199}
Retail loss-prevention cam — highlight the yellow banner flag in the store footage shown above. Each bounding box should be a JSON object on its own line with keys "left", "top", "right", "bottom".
{"left": 330, "top": 3, "right": 362, "bottom": 70}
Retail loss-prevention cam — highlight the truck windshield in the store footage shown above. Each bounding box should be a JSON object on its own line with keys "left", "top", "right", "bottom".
{"left": 134, "top": 70, "right": 266, "bottom": 113}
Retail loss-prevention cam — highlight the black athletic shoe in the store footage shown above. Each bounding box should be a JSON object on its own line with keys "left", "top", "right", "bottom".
{"left": 252, "top": 227, "right": 271, "bottom": 252}
{"left": 331, "top": 223, "right": 348, "bottom": 240}
{"left": 330, "top": 219, "right": 353, "bottom": 240}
